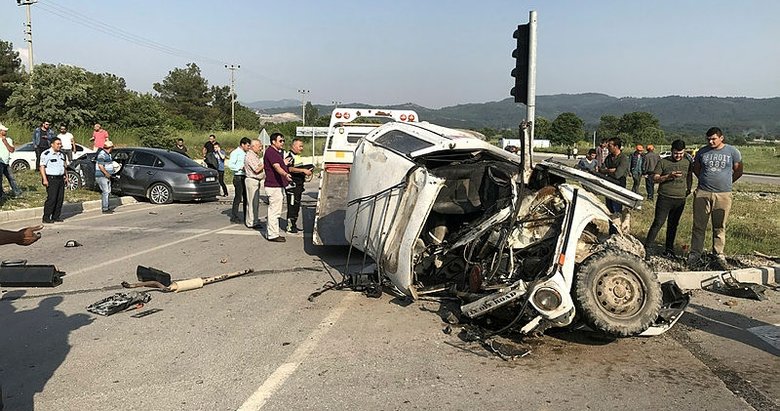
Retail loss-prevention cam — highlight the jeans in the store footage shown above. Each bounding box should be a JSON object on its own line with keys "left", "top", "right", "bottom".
{"left": 96, "top": 176, "right": 111, "bottom": 211}
{"left": 0, "top": 162, "right": 21, "bottom": 196}
{"left": 691, "top": 189, "right": 733, "bottom": 255}
{"left": 645, "top": 174, "right": 655, "bottom": 199}
{"left": 231, "top": 174, "right": 247, "bottom": 221}
{"left": 631, "top": 173, "right": 642, "bottom": 194}
{"left": 217, "top": 170, "right": 228, "bottom": 196}
{"left": 645, "top": 195, "right": 686, "bottom": 252}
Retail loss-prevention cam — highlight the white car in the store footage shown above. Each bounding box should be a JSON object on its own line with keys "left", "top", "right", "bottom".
{"left": 9, "top": 142, "right": 94, "bottom": 171}
{"left": 345, "top": 121, "right": 688, "bottom": 338}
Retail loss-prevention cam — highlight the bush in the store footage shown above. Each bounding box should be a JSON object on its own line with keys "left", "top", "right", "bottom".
{"left": 138, "top": 125, "right": 177, "bottom": 149}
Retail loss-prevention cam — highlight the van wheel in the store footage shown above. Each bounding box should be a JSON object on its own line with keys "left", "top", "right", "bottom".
{"left": 574, "top": 250, "right": 661, "bottom": 337}
{"left": 148, "top": 183, "right": 173, "bottom": 204}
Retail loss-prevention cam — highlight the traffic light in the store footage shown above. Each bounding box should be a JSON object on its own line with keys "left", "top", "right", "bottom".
{"left": 510, "top": 24, "right": 530, "bottom": 104}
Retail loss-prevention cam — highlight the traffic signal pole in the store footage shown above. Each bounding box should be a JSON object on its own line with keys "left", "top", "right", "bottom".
{"left": 511, "top": 11, "right": 537, "bottom": 181}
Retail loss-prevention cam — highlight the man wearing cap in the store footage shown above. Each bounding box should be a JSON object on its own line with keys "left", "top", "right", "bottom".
{"left": 643, "top": 144, "right": 661, "bottom": 201}
{"left": 39, "top": 137, "right": 68, "bottom": 223}
{"left": 95, "top": 141, "right": 116, "bottom": 214}
{"left": 33, "top": 121, "right": 55, "bottom": 170}
{"left": 0, "top": 123, "right": 24, "bottom": 199}
{"left": 629, "top": 144, "right": 645, "bottom": 194}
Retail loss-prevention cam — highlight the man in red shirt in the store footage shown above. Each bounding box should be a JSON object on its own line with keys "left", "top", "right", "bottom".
{"left": 262, "top": 133, "right": 292, "bottom": 242}
{"left": 91, "top": 123, "right": 109, "bottom": 151}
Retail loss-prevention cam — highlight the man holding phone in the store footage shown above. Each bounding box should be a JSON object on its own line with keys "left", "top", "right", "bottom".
{"left": 644, "top": 139, "right": 693, "bottom": 257}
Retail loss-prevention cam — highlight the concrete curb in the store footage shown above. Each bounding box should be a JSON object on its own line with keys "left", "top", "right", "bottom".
{"left": 657, "top": 265, "right": 780, "bottom": 290}
{"left": 0, "top": 196, "right": 138, "bottom": 224}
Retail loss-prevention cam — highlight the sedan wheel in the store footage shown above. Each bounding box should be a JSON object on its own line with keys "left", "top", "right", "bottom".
{"left": 12, "top": 160, "right": 30, "bottom": 172}
{"left": 148, "top": 183, "right": 173, "bottom": 204}
{"left": 66, "top": 170, "right": 81, "bottom": 190}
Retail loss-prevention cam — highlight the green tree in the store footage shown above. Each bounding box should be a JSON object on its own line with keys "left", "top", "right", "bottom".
{"left": 635, "top": 126, "right": 666, "bottom": 145}
{"left": 0, "top": 39, "right": 25, "bottom": 114}
{"left": 618, "top": 111, "right": 660, "bottom": 135}
{"left": 550, "top": 112, "right": 584, "bottom": 145}
{"left": 534, "top": 116, "right": 551, "bottom": 139}
{"left": 597, "top": 114, "right": 620, "bottom": 138}
{"left": 83, "top": 71, "right": 130, "bottom": 126}
{"left": 7, "top": 64, "right": 92, "bottom": 127}
{"left": 304, "top": 101, "right": 318, "bottom": 125}
{"left": 117, "top": 93, "right": 166, "bottom": 129}
{"left": 153, "top": 63, "right": 213, "bottom": 129}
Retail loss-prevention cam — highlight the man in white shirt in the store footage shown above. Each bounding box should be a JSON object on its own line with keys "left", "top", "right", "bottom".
{"left": 57, "top": 125, "right": 76, "bottom": 163}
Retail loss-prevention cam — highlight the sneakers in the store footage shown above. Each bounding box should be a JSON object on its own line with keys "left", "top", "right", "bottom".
{"left": 287, "top": 219, "right": 299, "bottom": 233}
{"left": 267, "top": 236, "right": 286, "bottom": 243}
{"left": 687, "top": 252, "right": 701, "bottom": 267}
{"left": 102, "top": 209, "right": 114, "bottom": 214}
{"left": 230, "top": 218, "right": 241, "bottom": 224}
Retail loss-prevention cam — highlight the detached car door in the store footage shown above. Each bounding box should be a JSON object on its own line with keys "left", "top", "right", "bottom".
{"left": 122, "top": 151, "right": 161, "bottom": 196}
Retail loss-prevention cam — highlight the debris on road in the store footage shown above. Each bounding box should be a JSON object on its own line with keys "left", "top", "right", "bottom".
{"left": 702, "top": 272, "right": 769, "bottom": 301}
{"left": 64, "top": 240, "right": 82, "bottom": 248}
{"left": 130, "top": 308, "right": 163, "bottom": 318}
{"left": 87, "top": 291, "right": 151, "bottom": 316}
{"left": 122, "top": 266, "right": 254, "bottom": 293}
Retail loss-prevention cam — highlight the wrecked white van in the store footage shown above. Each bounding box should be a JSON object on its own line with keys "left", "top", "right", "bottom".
{"left": 345, "top": 121, "right": 687, "bottom": 337}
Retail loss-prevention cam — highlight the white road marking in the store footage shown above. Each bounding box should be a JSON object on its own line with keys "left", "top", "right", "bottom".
{"left": 237, "top": 292, "right": 356, "bottom": 410}
{"left": 40, "top": 224, "right": 211, "bottom": 234}
{"left": 746, "top": 324, "right": 780, "bottom": 351}
{"left": 218, "top": 229, "right": 261, "bottom": 236}
{"left": 66, "top": 224, "right": 235, "bottom": 277}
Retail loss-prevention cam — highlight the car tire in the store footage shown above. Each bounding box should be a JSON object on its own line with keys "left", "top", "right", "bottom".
{"left": 147, "top": 183, "right": 173, "bottom": 205}
{"left": 574, "top": 250, "right": 662, "bottom": 337}
{"left": 66, "top": 170, "right": 81, "bottom": 190}
{"left": 12, "top": 160, "right": 30, "bottom": 171}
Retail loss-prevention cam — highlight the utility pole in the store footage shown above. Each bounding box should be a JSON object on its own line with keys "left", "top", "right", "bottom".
{"left": 17, "top": 0, "right": 38, "bottom": 77}
{"left": 225, "top": 64, "right": 240, "bottom": 132}
{"left": 298, "top": 89, "right": 310, "bottom": 126}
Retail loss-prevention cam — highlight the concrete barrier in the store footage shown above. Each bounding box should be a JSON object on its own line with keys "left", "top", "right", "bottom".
{"left": 657, "top": 265, "right": 780, "bottom": 290}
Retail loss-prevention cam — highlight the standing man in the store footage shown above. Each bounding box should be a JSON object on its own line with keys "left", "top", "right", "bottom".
{"left": 57, "top": 125, "right": 76, "bottom": 163}
{"left": 202, "top": 134, "right": 217, "bottom": 157}
{"left": 629, "top": 144, "right": 644, "bottom": 194}
{"left": 228, "top": 137, "right": 251, "bottom": 224}
{"left": 285, "top": 138, "right": 313, "bottom": 233}
{"left": 95, "top": 141, "right": 115, "bottom": 214}
{"left": 172, "top": 138, "right": 189, "bottom": 157}
{"left": 39, "top": 137, "right": 68, "bottom": 223}
{"left": 33, "top": 121, "right": 54, "bottom": 170}
{"left": 644, "top": 140, "right": 693, "bottom": 257}
{"left": 689, "top": 127, "right": 743, "bottom": 267}
{"left": 263, "top": 132, "right": 292, "bottom": 242}
{"left": 643, "top": 144, "right": 661, "bottom": 201}
{"left": 243, "top": 139, "right": 265, "bottom": 228}
{"left": 0, "top": 123, "right": 23, "bottom": 198}
{"left": 597, "top": 137, "right": 629, "bottom": 213}
{"left": 91, "top": 123, "right": 109, "bottom": 151}
{"left": 596, "top": 139, "right": 609, "bottom": 167}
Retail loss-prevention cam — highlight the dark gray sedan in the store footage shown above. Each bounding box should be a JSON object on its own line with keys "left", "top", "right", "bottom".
{"left": 71, "top": 147, "right": 220, "bottom": 204}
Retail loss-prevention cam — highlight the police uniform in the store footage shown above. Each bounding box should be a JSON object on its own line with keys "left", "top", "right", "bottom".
{"left": 285, "top": 151, "right": 306, "bottom": 233}
{"left": 40, "top": 148, "right": 66, "bottom": 223}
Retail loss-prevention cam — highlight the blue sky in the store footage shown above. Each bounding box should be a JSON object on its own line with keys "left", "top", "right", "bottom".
{"left": 1, "top": 0, "right": 778, "bottom": 108}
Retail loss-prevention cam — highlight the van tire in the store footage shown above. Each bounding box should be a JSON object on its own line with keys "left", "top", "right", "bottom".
{"left": 574, "top": 250, "right": 661, "bottom": 337}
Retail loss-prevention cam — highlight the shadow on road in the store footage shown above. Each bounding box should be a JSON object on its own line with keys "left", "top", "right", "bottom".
{"left": 301, "top": 205, "right": 368, "bottom": 278}
{"left": 682, "top": 303, "right": 780, "bottom": 356}
{"left": 0, "top": 291, "right": 92, "bottom": 410}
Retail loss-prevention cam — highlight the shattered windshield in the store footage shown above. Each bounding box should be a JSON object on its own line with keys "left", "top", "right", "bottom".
{"left": 374, "top": 130, "right": 434, "bottom": 156}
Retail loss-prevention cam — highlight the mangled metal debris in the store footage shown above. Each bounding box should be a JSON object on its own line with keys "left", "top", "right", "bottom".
{"left": 342, "top": 121, "right": 689, "bottom": 339}
{"left": 122, "top": 266, "right": 253, "bottom": 293}
{"left": 87, "top": 291, "right": 151, "bottom": 316}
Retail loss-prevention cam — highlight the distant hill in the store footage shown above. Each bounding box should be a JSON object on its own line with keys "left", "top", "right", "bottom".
{"left": 261, "top": 94, "right": 780, "bottom": 136}
{"left": 243, "top": 99, "right": 299, "bottom": 110}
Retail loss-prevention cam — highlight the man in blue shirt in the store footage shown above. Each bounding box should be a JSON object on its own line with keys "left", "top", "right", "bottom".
{"left": 227, "top": 137, "right": 251, "bottom": 223}
{"left": 95, "top": 141, "right": 116, "bottom": 213}
{"left": 689, "top": 127, "right": 743, "bottom": 267}
{"left": 39, "top": 137, "right": 68, "bottom": 223}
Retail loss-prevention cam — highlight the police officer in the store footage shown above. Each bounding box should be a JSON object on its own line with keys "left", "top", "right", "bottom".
{"left": 285, "top": 138, "right": 312, "bottom": 233}
{"left": 39, "top": 137, "right": 68, "bottom": 223}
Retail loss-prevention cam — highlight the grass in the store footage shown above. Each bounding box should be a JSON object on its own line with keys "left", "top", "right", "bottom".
{"left": 628, "top": 180, "right": 780, "bottom": 256}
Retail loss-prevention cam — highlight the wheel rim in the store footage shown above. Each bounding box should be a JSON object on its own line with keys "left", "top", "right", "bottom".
{"left": 66, "top": 173, "right": 78, "bottom": 190}
{"left": 13, "top": 162, "right": 28, "bottom": 171}
{"left": 593, "top": 266, "right": 646, "bottom": 318}
{"left": 150, "top": 185, "right": 170, "bottom": 203}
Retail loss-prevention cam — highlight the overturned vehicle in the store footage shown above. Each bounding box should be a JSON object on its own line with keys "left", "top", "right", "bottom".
{"left": 345, "top": 122, "right": 687, "bottom": 337}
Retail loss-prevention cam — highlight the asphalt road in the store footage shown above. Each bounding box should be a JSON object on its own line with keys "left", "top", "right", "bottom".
{"left": 1, "top": 195, "right": 778, "bottom": 410}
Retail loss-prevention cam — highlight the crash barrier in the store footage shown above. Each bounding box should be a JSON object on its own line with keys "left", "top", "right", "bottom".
{"left": 657, "top": 265, "right": 780, "bottom": 290}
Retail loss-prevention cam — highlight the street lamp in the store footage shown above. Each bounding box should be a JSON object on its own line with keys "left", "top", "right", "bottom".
{"left": 297, "top": 89, "right": 310, "bottom": 126}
